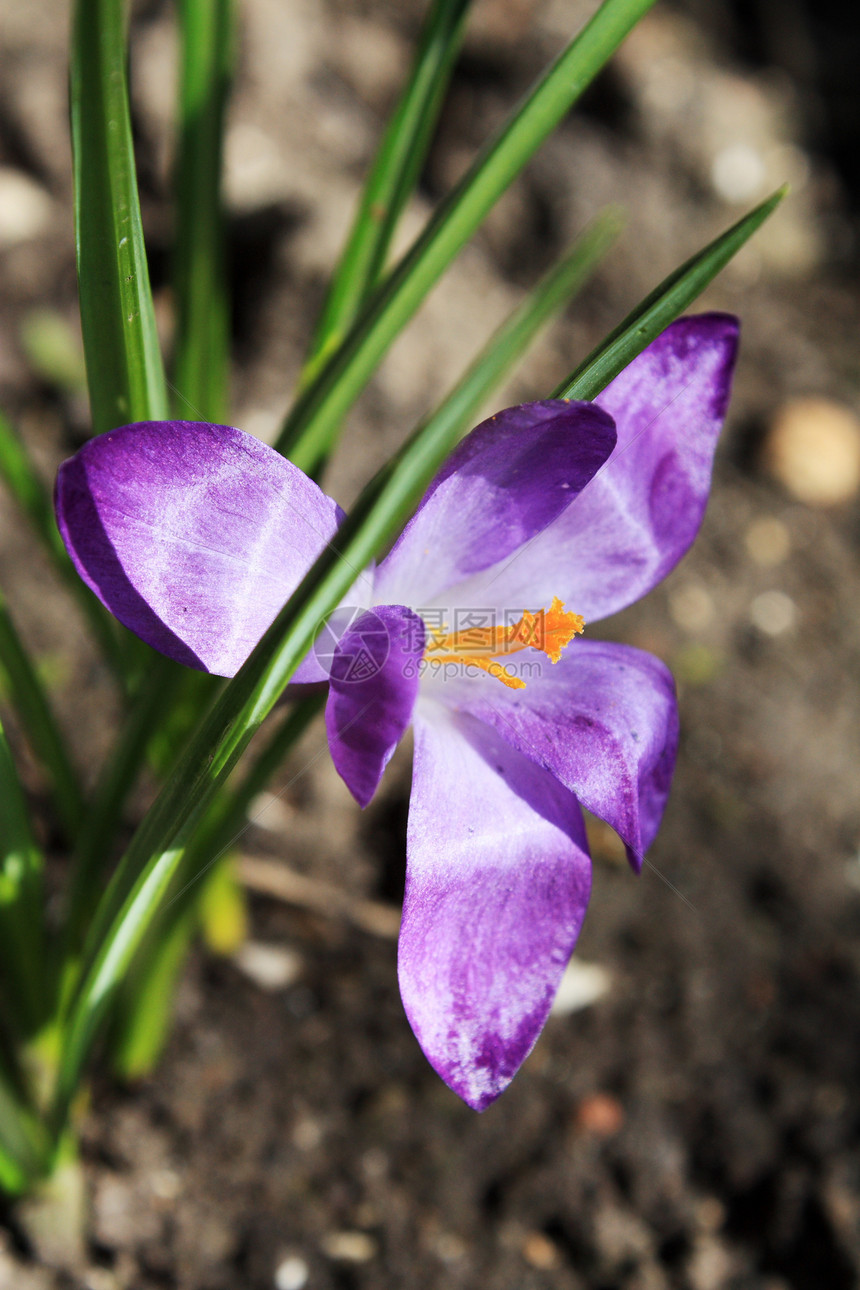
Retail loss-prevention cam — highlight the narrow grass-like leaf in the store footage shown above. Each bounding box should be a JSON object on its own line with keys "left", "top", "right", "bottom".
{"left": 303, "top": 0, "right": 472, "bottom": 385}
{"left": 105, "top": 695, "right": 321, "bottom": 1078}
{"left": 62, "top": 662, "right": 186, "bottom": 956}
{"left": 0, "top": 1076, "right": 47, "bottom": 1195}
{"left": 554, "top": 187, "right": 787, "bottom": 400}
{"left": 188, "top": 696, "right": 324, "bottom": 883}
{"left": 0, "top": 719, "right": 46, "bottom": 1038}
{"left": 0, "top": 415, "right": 63, "bottom": 553}
{"left": 71, "top": 0, "right": 169, "bottom": 433}
{"left": 277, "top": 0, "right": 656, "bottom": 475}
{"left": 0, "top": 412, "right": 128, "bottom": 681}
{"left": 173, "top": 0, "right": 234, "bottom": 422}
{"left": 51, "top": 213, "right": 613, "bottom": 1129}
{"left": 109, "top": 900, "right": 197, "bottom": 1082}
{"left": 0, "top": 592, "right": 84, "bottom": 842}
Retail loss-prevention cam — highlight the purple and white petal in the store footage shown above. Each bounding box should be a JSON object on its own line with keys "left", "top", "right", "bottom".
{"left": 437, "top": 639, "right": 678, "bottom": 868}
{"left": 444, "top": 315, "right": 738, "bottom": 623}
{"left": 290, "top": 560, "right": 377, "bottom": 688}
{"left": 374, "top": 401, "right": 616, "bottom": 607}
{"left": 55, "top": 421, "right": 359, "bottom": 676}
{"left": 399, "top": 704, "right": 592, "bottom": 1110}
{"left": 325, "top": 605, "right": 425, "bottom": 808}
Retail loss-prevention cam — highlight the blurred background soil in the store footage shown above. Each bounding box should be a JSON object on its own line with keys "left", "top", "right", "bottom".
{"left": 1, "top": 0, "right": 860, "bottom": 1286}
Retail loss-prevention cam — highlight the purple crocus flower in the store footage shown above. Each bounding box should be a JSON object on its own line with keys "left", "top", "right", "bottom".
{"left": 56, "top": 314, "right": 738, "bottom": 1109}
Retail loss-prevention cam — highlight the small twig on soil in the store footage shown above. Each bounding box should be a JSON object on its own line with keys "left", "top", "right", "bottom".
{"left": 237, "top": 854, "right": 401, "bottom": 939}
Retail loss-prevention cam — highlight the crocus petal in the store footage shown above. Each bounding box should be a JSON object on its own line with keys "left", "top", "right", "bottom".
{"left": 374, "top": 400, "right": 616, "bottom": 606}
{"left": 444, "top": 315, "right": 739, "bottom": 622}
{"left": 325, "top": 605, "right": 425, "bottom": 807}
{"left": 436, "top": 639, "right": 678, "bottom": 869}
{"left": 55, "top": 421, "right": 354, "bottom": 676}
{"left": 399, "top": 704, "right": 592, "bottom": 1110}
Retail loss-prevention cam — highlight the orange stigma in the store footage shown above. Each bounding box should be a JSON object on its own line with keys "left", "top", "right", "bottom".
{"left": 424, "top": 597, "right": 584, "bottom": 690}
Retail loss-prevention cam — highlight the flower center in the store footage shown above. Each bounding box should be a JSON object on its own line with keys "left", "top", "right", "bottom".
{"left": 423, "top": 597, "right": 584, "bottom": 690}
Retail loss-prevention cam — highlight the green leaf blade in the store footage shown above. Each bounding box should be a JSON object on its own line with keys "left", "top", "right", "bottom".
{"left": 71, "top": 0, "right": 168, "bottom": 433}
{"left": 554, "top": 187, "right": 787, "bottom": 400}
{"left": 303, "top": 0, "right": 472, "bottom": 384}
{"left": 173, "top": 0, "right": 234, "bottom": 422}
{"left": 277, "top": 0, "right": 657, "bottom": 474}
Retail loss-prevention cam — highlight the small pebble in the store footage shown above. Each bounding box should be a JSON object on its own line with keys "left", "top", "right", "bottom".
{"left": 150, "top": 1168, "right": 181, "bottom": 1201}
{"left": 749, "top": 590, "right": 796, "bottom": 636}
{"left": 233, "top": 940, "right": 303, "bottom": 991}
{"left": 574, "top": 1092, "right": 625, "bottom": 1137}
{"left": 522, "top": 1230, "right": 561, "bottom": 1270}
{"left": 83, "top": 1271, "right": 120, "bottom": 1290}
{"left": 711, "top": 142, "right": 766, "bottom": 203}
{"left": 274, "top": 1255, "right": 309, "bottom": 1290}
{"left": 744, "top": 516, "right": 790, "bottom": 567}
{"left": 320, "top": 1230, "right": 377, "bottom": 1262}
{"left": 434, "top": 1232, "right": 467, "bottom": 1263}
{"left": 0, "top": 166, "right": 52, "bottom": 245}
{"left": 550, "top": 958, "right": 612, "bottom": 1016}
{"left": 695, "top": 1197, "right": 727, "bottom": 1232}
{"left": 292, "top": 1118, "right": 323, "bottom": 1151}
{"left": 669, "top": 583, "right": 715, "bottom": 633}
{"left": 764, "top": 397, "right": 860, "bottom": 506}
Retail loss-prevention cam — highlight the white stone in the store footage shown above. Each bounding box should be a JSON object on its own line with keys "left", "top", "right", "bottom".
{"left": 274, "top": 1255, "right": 309, "bottom": 1290}
{"left": 0, "top": 167, "right": 52, "bottom": 246}
{"left": 233, "top": 941, "right": 303, "bottom": 991}
{"left": 749, "top": 590, "right": 796, "bottom": 636}
{"left": 550, "top": 958, "right": 612, "bottom": 1016}
{"left": 711, "top": 142, "right": 766, "bottom": 203}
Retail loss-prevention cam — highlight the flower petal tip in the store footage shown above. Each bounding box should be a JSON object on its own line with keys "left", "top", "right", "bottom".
{"left": 625, "top": 843, "right": 644, "bottom": 875}
{"left": 429, "top": 1006, "right": 551, "bottom": 1111}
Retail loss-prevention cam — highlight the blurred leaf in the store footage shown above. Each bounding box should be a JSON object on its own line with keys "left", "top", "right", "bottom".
{"left": 0, "top": 719, "right": 46, "bottom": 1039}
{"left": 198, "top": 858, "right": 247, "bottom": 955}
{"left": 109, "top": 901, "right": 196, "bottom": 1083}
{"left": 0, "top": 1077, "right": 47, "bottom": 1196}
{"left": 0, "top": 591, "right": 84, "bottom": 842}
{"left": 19, "top": 311, "right": 87, "bottom": 397}
{"left": 0, "top": 412, "right": 129, "bottom": 682}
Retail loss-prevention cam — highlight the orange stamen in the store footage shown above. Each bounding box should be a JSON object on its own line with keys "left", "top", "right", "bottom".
{"left": 424, "top": 597, "right": 584, "bottom": 690}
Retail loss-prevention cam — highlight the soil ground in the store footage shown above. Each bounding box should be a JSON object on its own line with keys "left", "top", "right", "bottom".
{"left": 0, "top": 1, "right": 859, "bottom": 1287}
